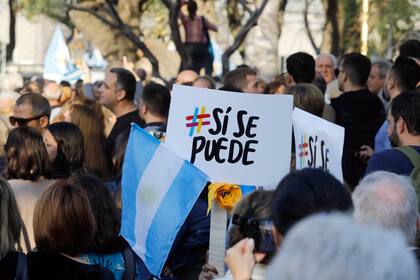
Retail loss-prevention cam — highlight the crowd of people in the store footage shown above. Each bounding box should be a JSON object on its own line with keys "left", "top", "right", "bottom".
{"left": 0, "top": 11, "right": 419, "bottom": 279}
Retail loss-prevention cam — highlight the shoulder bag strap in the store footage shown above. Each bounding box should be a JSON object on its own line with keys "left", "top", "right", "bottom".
{"left": 397, "top": 146, "right": 420, "bottom": 167}
{"left": 15, "top": 252, "right": 28, "bottom": 280}
{"left": 122, "top": 247, "right": 135, "bottom": 280}
{"left": 21, "top": 221, "right": 31, "bottom": 253}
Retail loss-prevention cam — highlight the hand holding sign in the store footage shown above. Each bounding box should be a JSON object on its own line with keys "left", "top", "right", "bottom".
{"left": 207, "top": 183, "right": 242, "bottom": 277}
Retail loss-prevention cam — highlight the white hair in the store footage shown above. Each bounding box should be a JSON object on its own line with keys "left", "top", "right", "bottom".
{"left": 316, "top": 53, "right": 338, "bottom": 69}
{"left": 266, "top": 213, "right": 418, "bottom": 280}
{"left": 371, "top": 59, "right": 392, "bottom": 78}
{"left": 352, "top": 171, "right": 418, "bottom": 245}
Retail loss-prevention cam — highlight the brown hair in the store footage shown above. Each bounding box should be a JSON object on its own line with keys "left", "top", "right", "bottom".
{"left": 4, "top": 126, "right": 50, "bottom": 181}
{"left": 70, "top": 104, "right": 110, "bottom": 178}
{"left": 229, "top": 190, "right": 273, "bottom": 247}
{"left": 287, "top": 83, "right": 325, "bottom": 117}
{"left": 0, "top": 178, "right": 22, "bottom": 258}
{"left": 33, "top": 180, "right": 96, "bottom": 256}
{"left": 223, "top": 67, "right": 257, "bottom": 91}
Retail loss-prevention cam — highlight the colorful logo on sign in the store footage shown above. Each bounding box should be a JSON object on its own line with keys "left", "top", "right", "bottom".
{"left": 298, "top": 134, "right": 309, "bottom": 168}
{"left": 185, "top": 106, "right": 211, "bottom": 137}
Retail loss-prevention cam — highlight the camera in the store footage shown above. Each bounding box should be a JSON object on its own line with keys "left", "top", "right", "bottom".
{"left": 232, "top": 214, "right": 276, "bottom": 255}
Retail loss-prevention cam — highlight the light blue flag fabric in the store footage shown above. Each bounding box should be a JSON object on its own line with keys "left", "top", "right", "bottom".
{"left": 120, "top": 124, "right": 209, "bottom": 277}
{"left": 43, "top": 26, "right": 73, "bottom": 82}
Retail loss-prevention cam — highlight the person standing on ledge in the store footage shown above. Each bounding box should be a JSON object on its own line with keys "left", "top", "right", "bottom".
{"left": 180, "top": 0, "right": 218, "bottom": 76}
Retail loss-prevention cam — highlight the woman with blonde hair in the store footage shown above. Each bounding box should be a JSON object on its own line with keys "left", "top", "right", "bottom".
{"left": 67, "top": 104, "right": 110, "bottom": 179}
{"left": 287, "top": 83, "right": 325, "bottom": 117}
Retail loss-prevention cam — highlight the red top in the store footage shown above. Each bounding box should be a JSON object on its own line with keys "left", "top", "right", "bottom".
{"left": 181, "top": 15, "right": 217, "bottom": 43}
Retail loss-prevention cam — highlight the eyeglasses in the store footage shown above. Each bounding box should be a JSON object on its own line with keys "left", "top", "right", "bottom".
{"left": 9, "top": 115, "right": 47, "bottom": 126}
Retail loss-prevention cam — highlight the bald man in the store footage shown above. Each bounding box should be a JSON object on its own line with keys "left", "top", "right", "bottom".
{"left": 176, "top": 70, "right": 199, "bottom": 86}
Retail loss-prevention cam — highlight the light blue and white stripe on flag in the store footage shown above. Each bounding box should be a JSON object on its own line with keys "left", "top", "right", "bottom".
{"left": 120, "top": 124, "right": 209, "bottom": 277}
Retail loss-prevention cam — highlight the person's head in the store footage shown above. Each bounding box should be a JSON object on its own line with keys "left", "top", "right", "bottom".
{"left": 11, "top": 93, "right": 51, "bottom": 132}
{"left": 265, "top": 213, "right": 419, "bottom": 280}
{"left": 0, "top": 178, "right": 22, "bottom": 258}
{"left": 286, "top": 52, "right": 315, "bottom": 85}
{"left": 33, "top": 180, "right": 96, "bottom": 257}
{"left": 338, "top": 52, "right": 371, "bottom": 91}
{"left": 271, "top": 168, "right": 352, "bottom": 247}
{"left": 68, "top": 105, "right": 108, "bottom": 178}
{"left": 193, "top": 76, "right": 216, "bottom": 89}
{"left": 287, "top": 83, "right": 324, "bottom": 117}
{"left": 98, "top": 68, "right": 136, "bottom": 112}
{"left": 266, "top": 80, "right": 288, "bottom": 95}
{"left": 5, "top": 126, "right": 50, "bottom": 181}
{"left": 70, "top": 173, "right": 121, "bottom": 253}
{"left": 387, "top": 91, "right": 420, "bottom": 147}
{"left": 315, "top": 54, "right": 337, "bottom": 83}
{"left": 139, "top": 83, "right": 171, "bottom": 124}
{"left": 384, "top": 56, "right": 420, "bottom": 100}
{"left": 176, "top": 70, "right": 199, "bottom": 86}
{"left": 399, "top": 39, "right": 420, "bottom": 65}
{"left": 44, "top": 122, "right": 85, "bottom": 178}
{"left": 223, "top": 67, "right": 258, "bottom": 93}
{"left": 353, "top": 171, "right": 418, "bottom": 246}
{"left": 43, "top": 81, "right": 61, "bottom": 102}
{"left": 187, "top": 0, "right": 198, "bottom": 19}
{"left": 368, "top": 59, "right": 392, "bottom": 94}
{"left": 312, "top": 72, "right": 327, "bottom": 94}
{"left": 229, "top": 190, "right": 273, "bottom": 247}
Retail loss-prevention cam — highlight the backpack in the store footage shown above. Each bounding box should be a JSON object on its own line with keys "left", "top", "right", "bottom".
{"left": 397, "top": 146, "right": 420, "bottom": 198}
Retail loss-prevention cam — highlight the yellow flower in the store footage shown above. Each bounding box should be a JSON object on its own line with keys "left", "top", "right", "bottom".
{"left": 207, "top": 183, "right": 242, "bottom": 214}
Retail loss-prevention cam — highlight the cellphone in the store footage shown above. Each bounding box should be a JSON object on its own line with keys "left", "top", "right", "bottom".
{"left": 248, "top": 219, "right": 276, "bottom": 255}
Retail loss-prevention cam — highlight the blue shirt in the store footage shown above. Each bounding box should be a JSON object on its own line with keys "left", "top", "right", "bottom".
{"left": 81, "top": 252, "right": 125, "bottom": 280}
{"left": 365, "top": 146, "right": 420, "bottom": 176}
{"left": 374, "top": 121, "right": 391, "bottom": 153}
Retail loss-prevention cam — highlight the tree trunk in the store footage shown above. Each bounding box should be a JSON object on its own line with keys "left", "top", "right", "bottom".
{"left": 222, "top": 0, "right": 271, "bottom": 76}
{"left": 6, "top": 0, "right": 16, "bottom": 62}
{"left": 243, "top": 0, "right": 287, "bottom": 80}
{"left": 304, "top": 0, "right": 320, "bottom": 55}
{"left": 320, "top": 0, "right": 340, "bottom": 56}
{"left": 163, "top": 0, "right": 191, "bottom": 71}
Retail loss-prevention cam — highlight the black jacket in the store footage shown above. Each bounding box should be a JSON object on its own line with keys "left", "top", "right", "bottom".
{"left": 331, "top": 89, "right": 385, "bottom": 188}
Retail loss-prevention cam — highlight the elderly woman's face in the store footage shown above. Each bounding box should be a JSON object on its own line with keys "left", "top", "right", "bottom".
{"left": 42, "top": 128, "right": 58, "bottom": 161}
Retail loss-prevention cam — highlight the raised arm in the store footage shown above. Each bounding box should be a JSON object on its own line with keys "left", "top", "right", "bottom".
{"left": 203, "top": 16, "right": 218, "bottom": 32}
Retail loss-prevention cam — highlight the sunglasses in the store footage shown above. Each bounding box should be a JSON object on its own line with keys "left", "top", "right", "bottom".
{"left": 9, "top": 115, "right": 46, "bottom": 126}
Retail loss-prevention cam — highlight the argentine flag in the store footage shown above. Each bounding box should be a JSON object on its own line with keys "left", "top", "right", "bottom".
{"left": 121, "top": 124, "right": 209, "bottom": 277}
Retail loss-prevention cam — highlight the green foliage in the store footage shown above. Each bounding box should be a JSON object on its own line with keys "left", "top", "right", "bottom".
{"left": 18, "top": 0, "right": 85, "bottom": 26}
{"left": 368, "top": 0, "right": 420, "bottom": 57}
{"left": 341, "top": 0, "right": 361, "bottom": 53}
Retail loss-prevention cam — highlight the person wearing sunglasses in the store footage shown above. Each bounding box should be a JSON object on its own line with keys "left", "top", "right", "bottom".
{"left": 10, "top": 93, "right": 51, "bottom": 132}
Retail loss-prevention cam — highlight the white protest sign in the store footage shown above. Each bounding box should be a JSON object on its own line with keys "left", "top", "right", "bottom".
{"left": 166, "top": 85, "right": 293, "bottom": 189}
{"left": 292, "top": 108, "right": 345, "bottom": 182}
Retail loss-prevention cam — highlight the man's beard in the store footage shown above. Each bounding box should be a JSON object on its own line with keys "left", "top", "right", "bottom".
{"left": 388, "top": 127, "right": 400, "bottom": 147}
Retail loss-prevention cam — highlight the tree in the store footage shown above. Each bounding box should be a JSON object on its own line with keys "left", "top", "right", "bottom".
{"left": 161, "top": 0, "right": 190, "bottom": 71}
{"left": 67, "top": 0, "right": 165, "bottom": 81}
{"left": 221, "top": 0, "right": 270, "bottom": 75}
{"left": 6, "top": 0, "right": 17, "bottom": 62}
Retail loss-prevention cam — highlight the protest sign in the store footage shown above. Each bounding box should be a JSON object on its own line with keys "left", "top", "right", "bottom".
{"left": 292, "top": 108, "right": 345, "bottom": 182}
{"left": 166, "top": 85, "right": 293, "bottom": 189}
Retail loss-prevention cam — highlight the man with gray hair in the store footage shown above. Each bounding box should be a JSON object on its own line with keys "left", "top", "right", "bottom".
{"left": 264, "top": 213, "right": 418, "bottom": 280}
{"left": 315, "top": 53, "right": 342, "bottom": 103}
{"left": 368, "top": 59, "right": 392, "bottom": 108}
{"left": 353, "top": 171, "right": 419, "bottom": 246}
